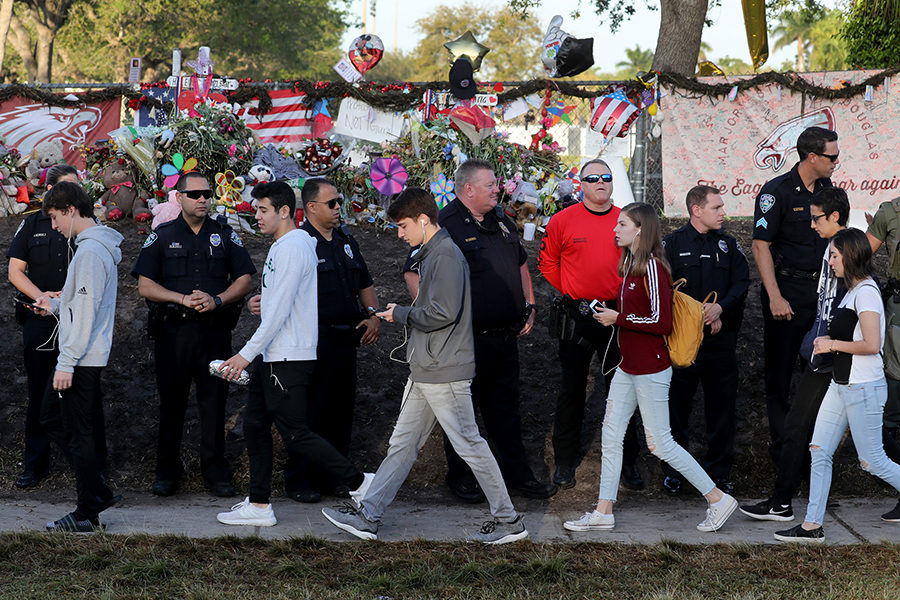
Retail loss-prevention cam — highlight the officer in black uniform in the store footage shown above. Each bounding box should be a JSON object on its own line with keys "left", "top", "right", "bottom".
{"left": 132, "top": 172, "right": 255, "bottom": 497}
{"left": 662, "top": 185, "right": 749, "bottom": 496}
{"left": 6, "top": 165, "right": 107, "bottom": 488}
{"left": 752, "top": 126, "right": 837, "bottom": 465}
{"left": 282, "top": 177, "right": 380, "bottom": 502}
{"left": 404, "top": 159, "right": 554, "bottom": 501}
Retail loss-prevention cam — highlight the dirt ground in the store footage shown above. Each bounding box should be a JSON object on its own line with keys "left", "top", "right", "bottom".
{"left": 0, "top": 214, "right": 894, "bottom": 507}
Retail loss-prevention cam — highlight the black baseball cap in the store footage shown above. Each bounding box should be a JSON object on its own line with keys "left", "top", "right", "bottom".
{"left": 449, "top": 57, "right": 477, "bottom": 100}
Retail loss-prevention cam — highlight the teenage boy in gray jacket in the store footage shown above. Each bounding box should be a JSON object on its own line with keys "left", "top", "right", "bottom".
{"left": 35, "top": 182, "right": 123, "bottom": 532}
{"left": 215, "top": 182, "right": 371, "bottom": 527}
{"left": 321, "top": 187, "right": 527, "bottom": 544}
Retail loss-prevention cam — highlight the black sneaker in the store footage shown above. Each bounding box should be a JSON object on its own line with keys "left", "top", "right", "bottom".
{"left": 881, "top": 499, "right": 900, "bottom": 522}
{"left": 739, "top": 498, "right": 794, "bottom": 521}
{"left": 46, "top": 513, "right": 105, "bottom": 533}
{"left": 774, "top": 523, "right": 825, "bottom": 543}
{"left": 553, "top": 465, "right": 576, "bottom": 489}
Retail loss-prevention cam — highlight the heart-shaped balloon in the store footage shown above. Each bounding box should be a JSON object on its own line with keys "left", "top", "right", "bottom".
{"left": 348, "top": 33, "right": 384, "bottom": 75}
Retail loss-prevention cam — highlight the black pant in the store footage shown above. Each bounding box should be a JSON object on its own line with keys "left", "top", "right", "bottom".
{"left": 40, "top": 367, "right": 114, "bottom": 521}
{"left": 553, "top": 310, "right": 641, "bottom": 469}
{"left": 663, "top": 330, "right": 738, "bottom": 481}
{"left": 22, "top": 316, "right": 107, "bottom": 476}
{"left": 761, "top": 275, "right": 817, "bottom": 464}
{"left": 154, "top": 319, "right": 232, "bottom": 483}
{"left": 245, "top": 357, "right": 362, "bottom": 504}
{"left": 283, "top": 329, "right": 359, "bottom": 494}
{"left": 770, "top": 368, "right": 832, "bottom": 505}
{"left": 443, "top": 332, "right": 535, "bottom": 488}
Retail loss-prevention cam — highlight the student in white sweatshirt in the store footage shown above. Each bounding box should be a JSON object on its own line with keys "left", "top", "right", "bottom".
{"left": 34, "top": 182, "right": 123, "bottom": 533}
{"left": 214, "top": 182, "right": 371, "bottom": 527}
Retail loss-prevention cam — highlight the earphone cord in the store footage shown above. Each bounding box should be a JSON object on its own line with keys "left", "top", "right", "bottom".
{"left": 601, "top": 252, "right": 630, "bottom": 378}
{"left": 36, "top": 310, "right": 61, "bottom": 353}
{"left": 388, "top": 284, "right": 419, "bottom": 365}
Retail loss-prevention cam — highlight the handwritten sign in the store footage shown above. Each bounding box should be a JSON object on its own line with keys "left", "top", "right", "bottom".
{"left": 333, "top": 58, "right": 364, "bottom": 83}
{"left": 165, "top": 76, "right": 239, "bottom": 90}
{"left": 332, "top": 97, "right": 404, "bottom": 144}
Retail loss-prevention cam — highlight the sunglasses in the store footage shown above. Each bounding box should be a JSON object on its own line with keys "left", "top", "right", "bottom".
{"left": 582, "top": 173, "right": 613, "bottom": 183}
{"left": 310, "top": 196, "right": 343, "bottom": 209}
{"left": 812, "top": 151, "right": 839, "bottom": 162}
{"left": 183, "top": 189, "right": 212, "bottom": 199}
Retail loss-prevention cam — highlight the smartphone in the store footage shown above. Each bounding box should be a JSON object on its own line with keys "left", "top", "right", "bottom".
{"left": 589, "top": 299, "right": 605, "bottom": 313}
{"left": 14, "top": 297, "right": 43, "bottom": 311}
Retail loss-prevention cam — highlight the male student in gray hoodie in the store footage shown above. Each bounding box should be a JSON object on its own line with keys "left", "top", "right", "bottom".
{"left": 321, "top": 187, "right": 528, "bottom": 544}
{"left": 215, "top": 181, "right": 371, "bottom": 527}
{"left": 34, "top": 182, "right": 123, "bottom": 533}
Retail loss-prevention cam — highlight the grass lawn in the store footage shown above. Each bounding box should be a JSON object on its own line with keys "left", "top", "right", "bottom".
{"left": 2, "top": 533, "right": 898, "bottom": 599}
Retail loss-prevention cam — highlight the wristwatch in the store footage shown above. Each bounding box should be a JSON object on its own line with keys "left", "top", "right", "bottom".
{"left": 213, "top": 295, "right": 222, "bottom": 308}
{"left": 525, "top": 302, "right": 536, "bottom": 313}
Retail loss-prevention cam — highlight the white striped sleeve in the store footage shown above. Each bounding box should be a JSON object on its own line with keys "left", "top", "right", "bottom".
{"left": 626, "top": 259, "right": 661, "bottom": 325}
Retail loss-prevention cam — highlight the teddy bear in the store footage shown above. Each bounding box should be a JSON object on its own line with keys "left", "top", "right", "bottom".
{"left": 238, "top": 164, "right": 274, "bottom": 207}
{"left": 149, "top": 190, "right": 182, "bottom": 230}
{"left": 99, "top": 159, "right": 151, "bottom": 222}
{"left": 19, "top": 139, "right": 65, "bottom": 193}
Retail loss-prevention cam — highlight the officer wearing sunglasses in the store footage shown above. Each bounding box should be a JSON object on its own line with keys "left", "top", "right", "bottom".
{"left": 132, "top": 172, "right": 256, "bottom": 499}
{"left": 751, "top": 126, "right": 838, "bottom": 469}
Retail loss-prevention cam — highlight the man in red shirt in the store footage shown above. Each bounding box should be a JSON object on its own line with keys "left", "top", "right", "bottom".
{"left": 538, "top": 159, "right": 643, "bottom": 489}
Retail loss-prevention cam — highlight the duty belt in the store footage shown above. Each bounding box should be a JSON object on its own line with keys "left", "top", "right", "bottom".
{"left": 776, "top": 266, "right": 819, "bottom": 281}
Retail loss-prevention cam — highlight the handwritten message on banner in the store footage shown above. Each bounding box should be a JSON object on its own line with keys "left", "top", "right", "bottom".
{"left": 660, "top": 71, "right": 899, "bottom": 218}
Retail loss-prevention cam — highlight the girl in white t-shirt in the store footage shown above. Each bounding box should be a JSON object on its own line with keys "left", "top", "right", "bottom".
{"left": 776, "top": 228, "right": 900, "bottom": 543}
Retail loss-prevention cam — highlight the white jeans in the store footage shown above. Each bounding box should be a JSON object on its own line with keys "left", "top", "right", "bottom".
{"left": 360, "top": 378, "right": 517, "bottom": 522}
{"left": 598, "top": 367, "right": 715, "bottom": 502}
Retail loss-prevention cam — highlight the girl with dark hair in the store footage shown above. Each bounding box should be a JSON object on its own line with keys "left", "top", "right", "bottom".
{"left": 564, "top": 202, "right": 737, "bottom": 533}
{"left": 776, "top": 228, "right": 900, "bottom": 542}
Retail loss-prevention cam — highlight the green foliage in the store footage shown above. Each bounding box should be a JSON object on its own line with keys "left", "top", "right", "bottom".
{"left": 615, "top": 45, "right": 654, "bottom": 77}
{"left": 841, "top": 0, "right": 900, "bottom": 68}
{"left": 772, "top": 6, "right": 849, "bottom": 71}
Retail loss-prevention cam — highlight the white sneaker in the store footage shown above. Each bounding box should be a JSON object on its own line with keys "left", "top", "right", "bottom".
{"left": 350, "top": 472, "right": 375, "bottom": 508}
{"left": 697, "top": 493, "right": 738, "bottom": 532}
{"left": 217, "top": 497, "right": 277, "bottom": 526}
{"left": 564, "top": 510, "right": 615, "bottom": 531}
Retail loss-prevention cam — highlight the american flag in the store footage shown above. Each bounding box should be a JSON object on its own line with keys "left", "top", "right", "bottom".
{"left": 590, "top": 90, "right": 640, "bottom": 138}
{"left": 234, "top": 89, "right": 317, "bottom": 147}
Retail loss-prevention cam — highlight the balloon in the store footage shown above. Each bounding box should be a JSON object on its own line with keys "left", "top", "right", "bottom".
{"left": 348, "top": 34, "right": 384, "bottom": 75}
{"left": 541, "top": 15, "right": 594, "bottom": 78}
{"left": 541, "top": 16, "right": 568, "bottom": 76}
{"left": 443, "top": 30, "right": 490, "bottom": 72}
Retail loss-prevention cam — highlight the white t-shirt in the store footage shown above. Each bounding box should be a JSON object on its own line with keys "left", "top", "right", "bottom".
{"left": 836, "top": 279, "right": 885, "bottom": 384}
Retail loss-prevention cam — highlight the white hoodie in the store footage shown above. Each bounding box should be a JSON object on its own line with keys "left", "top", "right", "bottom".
{"left": 238, "top": 228, "right": 318, "bottom": 362}
{"left": 49, "top": 224, "right": 124, "bottom": 372}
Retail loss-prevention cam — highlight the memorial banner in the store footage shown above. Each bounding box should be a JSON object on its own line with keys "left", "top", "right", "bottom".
{"left": 661, "top": 71, "right": 899, "bottom": 219}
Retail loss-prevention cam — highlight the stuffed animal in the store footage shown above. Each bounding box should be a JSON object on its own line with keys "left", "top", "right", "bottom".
{"left": 239, "top": 164, "right": 274, "bottom": 207}
{"left": 20, "top": 139, "right": 65, "bottom": 193}
{"left": 99, "top": 159, "right": 151, "bottom": 222}
{"left": 512, "top": 201, "right": 538, "bottom": 234}
{"left": 150, "top": 190, "right": 183, "bottom": 230}
{"left": 0, "top": 166, "right": 27, "bottom": 217}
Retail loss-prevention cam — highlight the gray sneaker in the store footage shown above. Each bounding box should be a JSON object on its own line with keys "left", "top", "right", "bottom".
{"left": 322, "top": 504, "right": 379, "bottom": 540}
{"left": 469, "top": 514, "right": 529, "bottom": 545}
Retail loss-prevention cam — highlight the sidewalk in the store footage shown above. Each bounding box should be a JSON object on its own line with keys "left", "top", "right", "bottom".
{"left": 2, "top": 492, "right": 898, "bottom": 544}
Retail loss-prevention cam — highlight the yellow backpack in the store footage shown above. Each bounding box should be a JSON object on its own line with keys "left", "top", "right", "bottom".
{"left": 666, "top": 278, "right": 716, "bottom": 368}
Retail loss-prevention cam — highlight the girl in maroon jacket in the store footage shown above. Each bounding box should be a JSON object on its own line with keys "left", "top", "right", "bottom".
{"left": 563, "top": 202, "right": 738, "bottom": 533}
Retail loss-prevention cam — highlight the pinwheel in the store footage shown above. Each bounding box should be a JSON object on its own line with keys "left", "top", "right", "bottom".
{"left": 547, "top": 100, "right": 576, "bottom": 126}
{"left": 215, "top": 170, "right": 245, "bottom": 206}
{"left": 369, "top": 158, "right": 407, "bottom": 196}
{"left": 430, "top": 173, "right": 455, "bottom": 209}
{"left": 161, "top": 153, "right": 198, "bottom": 189}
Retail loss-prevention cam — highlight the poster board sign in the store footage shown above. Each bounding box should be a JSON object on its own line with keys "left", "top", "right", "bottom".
{"left": 660, "top": 70, "right": 898, "bottom": 218}
{"left": 331, "top": 97, "right": 404, "bottom": 144}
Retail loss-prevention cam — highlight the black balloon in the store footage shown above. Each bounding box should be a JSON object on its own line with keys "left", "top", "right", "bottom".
{"left": 555, "top": 36, "right": 594, "bottom": 78}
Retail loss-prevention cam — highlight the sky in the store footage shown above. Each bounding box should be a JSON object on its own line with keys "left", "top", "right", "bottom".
{"left": 340, "top": 0, "right": 841, "bottom": 76}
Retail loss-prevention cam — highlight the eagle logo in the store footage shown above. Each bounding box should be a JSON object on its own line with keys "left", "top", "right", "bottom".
{"left": 0, "top": 103, "right": 103, "bottom": 156}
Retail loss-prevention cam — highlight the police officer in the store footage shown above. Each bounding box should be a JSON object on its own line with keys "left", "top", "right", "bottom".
{"left": 132, "top": 172, "right": 255, "bottom": 497}
{"left": 6, "top": 165, "right": 106, "bottom": 489}
{"left": 752, "top": 126, "right": 836, "bottom": 465}
{"left": 282, "top": 177, "right": 380, "bottom": 502}
{"left": 662, "top": 185, "right": 749, "bottom": 496}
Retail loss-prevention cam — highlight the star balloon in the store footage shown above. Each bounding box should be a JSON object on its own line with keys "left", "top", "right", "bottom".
{"left": 444, "top": 30, "right": 490, "bottom": 72}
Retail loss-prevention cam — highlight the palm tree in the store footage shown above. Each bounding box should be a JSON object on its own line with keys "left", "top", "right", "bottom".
{"left": 772, "top": 9, "right": 818, "bottom": 71}
{"left": 615, "top": 45, "right": 654, "bottom": 76}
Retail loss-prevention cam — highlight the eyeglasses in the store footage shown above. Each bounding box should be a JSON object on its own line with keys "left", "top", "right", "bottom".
{"left": 182, "top": 189, "right": 212, "bottom": 199}
{"left": 812, "top": 151, "right": 839, "bottom": 162}
{"left": 309, "top": 196, "right": 343, "bottom": 209}
{"left": 582, "top": 173, "right": 613, "bottom": 183}
{"left": 811, "top": 213, "right": 827, "bottom": 223}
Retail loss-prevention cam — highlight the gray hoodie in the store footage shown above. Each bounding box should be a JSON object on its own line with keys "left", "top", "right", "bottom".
{"left": 392, "top": 228, "right": 475, "bottom": 383}
{"left": 49, "top": 224, "right": 123, "bottom": 372}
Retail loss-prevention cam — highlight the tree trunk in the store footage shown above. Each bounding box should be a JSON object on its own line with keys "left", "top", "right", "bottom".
{"left": 0, "top": 0, "right": 14, "bottom": 80}
{"left": 651, "top": 0, "right": 709, "bottom": 75}
{"left": 797, "top": 37, "right": 805, "bottom": 71}
{"left": 8, "top": 14, "right": 37, "bottom": 82}
{"left": 34, "top": 22, "right": 53, "bottom": 82}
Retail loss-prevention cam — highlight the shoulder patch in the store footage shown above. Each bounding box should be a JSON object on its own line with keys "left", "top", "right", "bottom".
{"left": 735, "top": 239, "right": 745, "bottom": 255}
{"left": 718, "top": 239, "right": 729, "bottom": 253}
{"left": 14, "top": 220, "right": 25, "bottom": 237}
{"left": 759, "top": 194, "right": 776, "bottom": 214}
{"left": 230, "top": 231, "right": 243, "bottom": 247}
{"left": 142, "top": 232, "right": 158, "bottom": 248}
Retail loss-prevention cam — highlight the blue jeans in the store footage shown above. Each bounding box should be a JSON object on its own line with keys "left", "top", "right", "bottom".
{"left": 598, "top": 367, "right": 715, "bottom": 502}
{"left": 805, "top": 378, "right": 900, "bottom": 525}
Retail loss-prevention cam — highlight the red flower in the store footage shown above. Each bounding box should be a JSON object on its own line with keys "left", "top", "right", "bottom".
{"left": 127, "top": 98, "right": 141, "bottom": 110}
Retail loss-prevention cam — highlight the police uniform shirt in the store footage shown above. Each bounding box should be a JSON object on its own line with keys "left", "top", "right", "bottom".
{"left": 438, "top": 199, "right": 527, "bottom": 330}
{"left": 753, "top": 162, "right": 831, "bottom": 274}
{"left": 6, "top": 213, "right": 72, "bottom": 294}
{"left": 300, "top": 221, "right": 373, "bottom": 327}
{"left": 664, "top": 223, "right": 750, "bottom": 333}
{"left": 131, "top": 214, "right": 256, "bottom": 295}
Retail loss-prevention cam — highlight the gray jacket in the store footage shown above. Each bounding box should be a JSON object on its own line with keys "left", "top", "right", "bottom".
{"left": 392, "top": 228, "right": 475, "bottom": 383}
{"left": 49, "top": 224, "right": 123, "bottom": 372}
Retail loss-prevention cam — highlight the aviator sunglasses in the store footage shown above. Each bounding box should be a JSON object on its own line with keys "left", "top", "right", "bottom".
{"left": 582, "top": 173, "right": 613, "bottom": 183}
